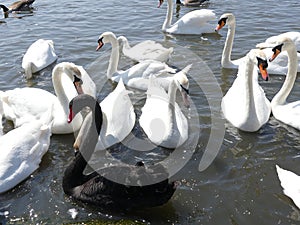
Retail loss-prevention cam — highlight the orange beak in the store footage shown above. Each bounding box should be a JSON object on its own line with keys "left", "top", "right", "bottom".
{"left": 68, "top": 107, "right": 74, "bottom": 123}
{"left": 269, "top": 48, "right": 281, "bottom": 62}
{"left": 215, "top": 20, "right": 225, "bottom": 31}
{"left": 259, "top": 64, "right": 269, "bottom": 81}
{"left": 74, "top": 81, "right": 84, "bottom": 95}
{"left": 158, "top": 0, "right": 163, "bottom": 8}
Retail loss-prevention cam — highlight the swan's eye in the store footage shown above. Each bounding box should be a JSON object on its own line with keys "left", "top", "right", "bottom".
{"left": 73, "top": 75, "right": 83, "bottom": 84}
{"left": 97, "top": 37, "right": 103, "bottom": 44}
{"left": 218, "top": 17, "right": 227, "bottom": 25}
{"left": 272, "top": 43, "right": 283, "bottom": 54}
{"left": 257, "top": 57, "right": 268, "bottom": 69}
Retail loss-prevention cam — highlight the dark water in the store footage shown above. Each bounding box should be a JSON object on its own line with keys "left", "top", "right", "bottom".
{"left": 0, "top": 0, "right": 300, "bottom": 224}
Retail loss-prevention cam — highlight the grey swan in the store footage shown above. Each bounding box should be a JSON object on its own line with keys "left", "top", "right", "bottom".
{"left": 0, "top": 0, "right": 35, "bottom": 17}
{"left": 63, "top": 94, "right": 177, "bottom": 210}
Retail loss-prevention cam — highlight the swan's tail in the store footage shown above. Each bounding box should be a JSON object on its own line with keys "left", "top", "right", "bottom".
{"left": 181, "top": 63, "right": 193, "bottom": 75}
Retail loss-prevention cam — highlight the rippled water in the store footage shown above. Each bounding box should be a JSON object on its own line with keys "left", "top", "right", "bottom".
{"left": 0, "top": 0, "right": 300, "bottom": 224}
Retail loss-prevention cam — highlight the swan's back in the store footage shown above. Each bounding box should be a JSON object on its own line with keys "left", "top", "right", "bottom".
{"left": 72, "top": 163, "right": 177, "bottom": 210}
{"left": 276, "top": 165, "right": 300, "bottom": 209}
{"left": 0, "top": 110, "right": 52, "bottom": 193}
{"left": 22, "top": 39, "right": 57, "bottom": 78}
{"left": 168, "top": 9, "right": 216, "bottom": 34}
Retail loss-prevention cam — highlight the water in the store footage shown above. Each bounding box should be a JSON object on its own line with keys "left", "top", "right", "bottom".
{"left": 0, "top": 0, "right": 300, "bottom": 224}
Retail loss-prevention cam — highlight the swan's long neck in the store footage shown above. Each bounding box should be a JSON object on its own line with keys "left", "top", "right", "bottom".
{"left": 52, "top": 66, "right": 72, "bottom": 114}
{"left": 271, "top": 47, "right": 298, "bottom": 106}
{"left": 167, "top": 80, "right": 177, "bottom": 128}
{"left": 162, "top": 0, "right": 173, "bottom": 31}
{"left": 107, "top": 36, "right": 120, "bottom": 79}
{"left": 118, "top": 36, "right": 131, "bottom": 52}
{"left": 222, "top": 20, "right": 236, "bottom": 67}
{"left": 63, "top": 100, "right": 102, "bottom": 193}
{"left": 240, "top": 56, "right": 256, "bottom": 120}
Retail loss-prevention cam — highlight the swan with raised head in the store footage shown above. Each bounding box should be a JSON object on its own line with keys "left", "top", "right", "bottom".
{"left": 221, "top": 49, "right": 271, "bottom": 132}
{"left": 139, "top": 65, "right": 191, "bottom": 148}
{"left": 63, "top": 94, "right": 177, "bottom": 209}
{"left": 266, "top": 37, "right": 300, "bottom": 130}
{"left": 22, "top": 39, "right": 58, "bottom": 79}
{"left": 96, "top": 31, "right": 185, "bottom": 91}
{"left": 73, "top": 79, "right": 136, "bottom": 151}
{"left": 118, "top": 35, "right": 173, "bottom": 63}
{"left": 0, "top": 107, "right": 52, "bottom": 194}
{"left": 158, "top": 0, "right": 216, "bottom": 35}
{"left": 216, "top": 13, "right": 300, "bottom": 74}
{"left": 0, "top": 62, "right": 96, "bottom": 134}
{"left": 276, "top": 165, "right": 300, "bottom": 209}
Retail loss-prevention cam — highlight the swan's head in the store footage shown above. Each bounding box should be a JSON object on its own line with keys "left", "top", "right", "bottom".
{"left": 96, "top": 32, "right": 117, "bottom": 51}
{"left": 248, "top": 49, "right": 269, "bottom": 81}
{"left": 174, "top": 71, "right": 190, "bottom": 108}
{"left": 269, "top": 37, "right": 295, "bottom": 62}
{"left": 54, "top": 62, "right": 84, "bottom": 94}
{"left": 215, "top": 13, "right": 235, "bottom": 31}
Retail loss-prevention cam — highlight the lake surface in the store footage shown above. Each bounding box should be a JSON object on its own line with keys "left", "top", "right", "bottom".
{"left": 0, "top": 0, "right": 300, "bottom": 224}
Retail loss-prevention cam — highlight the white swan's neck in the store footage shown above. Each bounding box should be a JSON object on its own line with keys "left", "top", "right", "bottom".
{"left": 240, "top": 57, "right": 256, "bottom": 120}
{"left": 118, "top": 36, "right": 131, "bottom": 52}
{"left": 168, "top": 80, "right": 177, "bottom": 107}
{"left": 23, "top": 62, "right": 33, "bottom": 79}
{"left": 271, "top": 47, "right": 298, "bottom": 106}
{"left": 162, "top": 0, "right": 173, "bottom": 31}
{"left": 107, "top": 36, "right": 120, "bottom": 79}
{"left": 222, "top": 20, "right": 236, "bottom": 67}
{"left": 52, "top": 66, "right": 73, "bottom": 114}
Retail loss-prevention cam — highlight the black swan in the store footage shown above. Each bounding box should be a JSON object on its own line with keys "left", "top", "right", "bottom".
{"left": 63, "top": 94, "right": 177, "bottom": 210}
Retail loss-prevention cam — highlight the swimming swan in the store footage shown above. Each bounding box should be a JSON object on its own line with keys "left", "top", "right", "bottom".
{"left": 221, "top": 49, "right": 271, "bottom": 132}
{"left": 0, "top": 107, "right": 52, "bottom": 194}
{"left": 266, "top": 37, "right": 300, "bottom": 130}
{"left": 118, "top": 35, "right": 173, "bottom": 63}
{"left": 139, "top": 66, "right": 191, "bottom": 148}
{"left": 63, "top": 94, "right": 177, "bottom": 210}
{"left": 96, "top": 31, "right": 182, "bottom": 91}
{"left": 158, "top": 0, "right": 216, "bottom": 35}
{"left": 0, "top": 62, "right": 95, "bottom": 134}
{"left": 216, "top": 13, "right": 300, "bottom": 74}
{"left": 22, "top": 39, "right": 58, "bottom": 79}
{"left": 276, "top": 165, "right": 300, "bottom": 209}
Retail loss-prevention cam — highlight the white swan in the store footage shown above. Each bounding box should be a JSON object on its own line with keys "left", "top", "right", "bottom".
{"left": 96, "top": 31, "right": 183, "bottom": 91}
{"left": 221, "top": 49, "right": 271, "bottom": 132}
{"left": 73, "top": 79, "right": 136, "bottom": 151}
{"left": 158, "top": 0, "right": 216, "bottom": 35}
{"left": 0, "top": 107, "right": 52, "bottom": 194}
{"left": 118, "top": 35, "right": 173, "bottom": 63}
{"left": 139, "top": 66, "right": 191, "bottom": 149}
{"left": 266, "top": 37, "right": 300, "bottom": 130}
{"left": 22, "top": 39, "right": 58, "bottom": 79}
{"left": 276, "top": 165, "right": 300, "bottom": 209}
{"left": 215, "top": 13, "right": 244, "bottom": 68}
{"left": 259, "top": 32, "right": 300, "bottom": 75}
{"left": 216, "top": 13, "right": 300, "bottom": 74}
{"left": 1, "top": 62, "right": 96, "bottom": 134}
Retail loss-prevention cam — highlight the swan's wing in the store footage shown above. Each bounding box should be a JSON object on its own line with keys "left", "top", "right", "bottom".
{"left": 0, "top": 119, "right": 51, "bottom": 193}
{"left": 1, "top": 88, "right": 56, "bottom": 127}
{"left": 77, "top": 66, "right": 97, "bottom": 98}
{"left": 97, "top": 79, "right": 135, "bottom": 150}
{"left": 276, "top": 165, "right": 300, "bottom": 209}
{"left": 169, "top": 9, "right": 216, "bottom": 34}
{"left": 22, "top": 39, "right": 57, "bottom": 72}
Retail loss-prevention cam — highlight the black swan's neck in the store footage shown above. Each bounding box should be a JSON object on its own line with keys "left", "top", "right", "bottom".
{"left": 63, "top": 96, "right": 102, "bottom": 195}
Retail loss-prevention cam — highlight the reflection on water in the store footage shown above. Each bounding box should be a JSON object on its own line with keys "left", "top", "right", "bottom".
{"left": 0, "top": 0, "right": 300, "bottom": 224}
